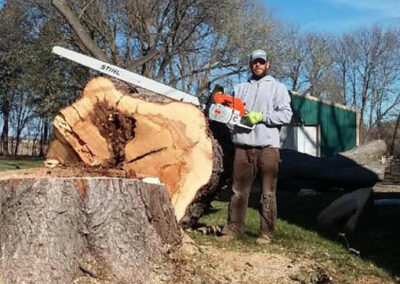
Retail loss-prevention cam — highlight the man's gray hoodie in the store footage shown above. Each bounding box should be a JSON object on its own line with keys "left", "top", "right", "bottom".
{"left": 232, "top": 75, "right": 292, "bottom": 147}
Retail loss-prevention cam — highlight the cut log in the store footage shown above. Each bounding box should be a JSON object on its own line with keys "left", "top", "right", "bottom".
{"left": 278, "top": 140, "right": 387, "bottom": 191}
{"left": 317, "top": 188, "right": 373, "bottom": 233}
{"left": 0, "top": 169, "right": 181, "bottom": 284}
{"left": 47, "top": 77, "right": 223, "bottom": 226}
{"left": 213, "top": 131, "right": 387, "bottom": 192}
{"left": 340, "top": 139, "right": 386, "bottom": 165}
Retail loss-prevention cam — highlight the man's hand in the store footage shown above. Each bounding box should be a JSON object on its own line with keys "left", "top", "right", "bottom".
{"left": 244, "top": 111, "right": 263, "bottom": 125}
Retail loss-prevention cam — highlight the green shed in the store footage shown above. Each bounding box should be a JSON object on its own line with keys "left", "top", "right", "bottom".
{"left": 280, "top": 92, "right": 359, "bottom": 157}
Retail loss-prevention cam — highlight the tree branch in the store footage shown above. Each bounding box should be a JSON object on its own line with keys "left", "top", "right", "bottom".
{"left": 126, "top": 48, "right": 160, "bottom": 70}
{"left": 51, "top": 0, "right": 109, "bottom": 63}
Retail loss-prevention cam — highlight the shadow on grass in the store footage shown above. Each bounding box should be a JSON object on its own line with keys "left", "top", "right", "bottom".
{"left": 212, "top": 185, "right": 400, "bottom": 278}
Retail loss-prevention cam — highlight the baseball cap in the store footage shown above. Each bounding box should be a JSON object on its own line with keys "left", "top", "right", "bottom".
{"left": 250, "top": 49, "right": 268, "bottom": 62}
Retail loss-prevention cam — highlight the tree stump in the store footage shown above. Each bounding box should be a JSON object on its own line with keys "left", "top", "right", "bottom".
{"left": 47, "top": 76, "right": 223, "bottom": 226}
{"left": 0, "top": 169, "right": 181, "bottom": 284}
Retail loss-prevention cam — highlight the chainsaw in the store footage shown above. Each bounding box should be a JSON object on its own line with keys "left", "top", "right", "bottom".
{"left": 52, "top": 46, "right": 254, "bottom": 130}
{"left": 199, "top": 84, "right": 254, "bottom": 130}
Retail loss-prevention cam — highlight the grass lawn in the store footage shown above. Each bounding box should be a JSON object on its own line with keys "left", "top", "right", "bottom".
{"left": 0, "top": 156, "right": 43, "bottom": 172}
{"left": 188, "top": 186, "right": 400, "bottom": 283}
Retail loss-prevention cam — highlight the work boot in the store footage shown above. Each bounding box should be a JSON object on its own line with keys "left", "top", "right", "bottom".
{"left": 255, "top": 234, "right": 272, "bottom": 245}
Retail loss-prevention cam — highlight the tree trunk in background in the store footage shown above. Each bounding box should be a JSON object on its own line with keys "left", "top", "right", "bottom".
{"left": 0, "top": 171, "right": 181, "bottom": 284}
{"left": 31, "top": 127, "right": 40, "bottom": 156}
{"left": 390, "top": 112, "right": 400, "bottom": 156}
{"left": 47, "top": 76, "right": 223, "bottom": 227}
{"left": 14, "top": 137, "right": 20, "bottom": 156}
{"left": 39, "top": 118, "right": 50, "bottom": 157}
{"left": 1, "top": 99, "right": 10, "bottom": 156}
{"left": 39, "top": 119, "right": 44, "bottom": 156}
{"left": 43, "top": 118, "right": 49, "bottom": 153}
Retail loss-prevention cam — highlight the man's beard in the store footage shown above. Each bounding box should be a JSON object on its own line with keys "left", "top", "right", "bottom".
{"left": 251, "top": 69, "right": 267, "bottom": 80}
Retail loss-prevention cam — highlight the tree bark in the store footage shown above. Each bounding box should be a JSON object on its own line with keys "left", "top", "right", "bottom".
{"left": 0, "top": 170, "right": 181, "bottom": 284}
{"left": 47, "top": 76, "right": 223, "bottom": 227}
{"left": 1, "top": 98, "right": 10, "bottom": 156}
{"left": 51, "top": 0, "right": 160, "bottom": 69}
{"left": 51, "top": 0, "right": 109, "bottom": 63}
{"left": 39, "top": 118, "right": 50, "bottom": 157}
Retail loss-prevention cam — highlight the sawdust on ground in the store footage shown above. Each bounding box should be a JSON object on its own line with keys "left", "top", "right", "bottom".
{"left": 146, "top": 233, "right": 395, "bottom": 284}
{"left": 146, "top": 234, "right": 323, "bottom": 284}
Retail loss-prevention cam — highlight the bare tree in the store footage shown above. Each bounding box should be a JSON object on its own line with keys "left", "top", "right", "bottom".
{"left": 331, "top": 35, "right": 353, "bottom": 105}
{"left": 0, "top": 2, "right": 29, "bottom": 156}
{"left": 9, "top": 90, "right": 34, "bottom": 155}
{"left": 271, "top": 24, "right": 308, "bottom": 92}
{"left": 331, "top": 26, "right": 400, "bottom": 140}
{"left": 302, "top": 32, "right": 334, "bottom": 97}
{"left": 48, "top": 0, "right": 274, "bottom": 93}
{"left": 0, "top": 0, "right": 276, "bottom": 158}
{"left": 0, "top": 0, "right": 91, "bottom": 156}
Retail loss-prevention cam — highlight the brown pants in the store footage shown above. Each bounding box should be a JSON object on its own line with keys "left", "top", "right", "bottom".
{"left": 223, "top": 146, "right": 280, "bottom": 238}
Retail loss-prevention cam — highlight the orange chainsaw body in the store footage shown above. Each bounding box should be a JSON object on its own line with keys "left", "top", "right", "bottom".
{"left": 213, "top": 92, "right": 246, "bottom": 117}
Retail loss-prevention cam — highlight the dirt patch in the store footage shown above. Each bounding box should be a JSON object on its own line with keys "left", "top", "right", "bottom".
{"left": 149, "top": 235, "right": 313, "bottom": 284}
{"left": 197, "top": 249, "right": 302, "bottom": 283}
{"left": 147, "top": 234, "right": 396, "bottom": 284}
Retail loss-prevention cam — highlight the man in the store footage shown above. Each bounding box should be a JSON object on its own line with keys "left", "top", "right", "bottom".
{"left": 221, "top": 49, "right": 292, "bottom": 244}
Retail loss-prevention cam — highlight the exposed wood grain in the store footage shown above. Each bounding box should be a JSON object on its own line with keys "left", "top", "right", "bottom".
{"left": 48, "top": 76, "right": 223, "bottom": 225}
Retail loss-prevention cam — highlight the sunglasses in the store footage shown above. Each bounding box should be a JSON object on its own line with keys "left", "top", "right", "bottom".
{"left": 251, "top": 59, "right": 267, "bottom": 65}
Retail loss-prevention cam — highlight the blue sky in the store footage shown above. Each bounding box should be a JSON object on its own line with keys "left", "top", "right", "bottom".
{"left": 264, "top": 0, "right": 400, "bottom": 33}
{"left": 1, "top": 0, "right": 398, "bottom": 34}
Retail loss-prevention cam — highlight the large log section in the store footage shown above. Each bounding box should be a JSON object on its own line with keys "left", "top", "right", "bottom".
{"left": 278, "top": 139, "right": 386, "bottom": 191}
{"left": 47, "top": 76, "right": 223, "bottom": 226}
{"left": 208, "top": 123, "right": 386, "bottom": 192}
{"left": 0, "top": 169, "right": 181, "bottom": 284}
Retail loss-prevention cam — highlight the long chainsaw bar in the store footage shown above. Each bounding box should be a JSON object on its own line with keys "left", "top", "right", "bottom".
{"left": 52, "top": 46, "right": 200, "bottom": 105}
{"left": 52, "top": 46, "right": 253, "bottom": 130}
